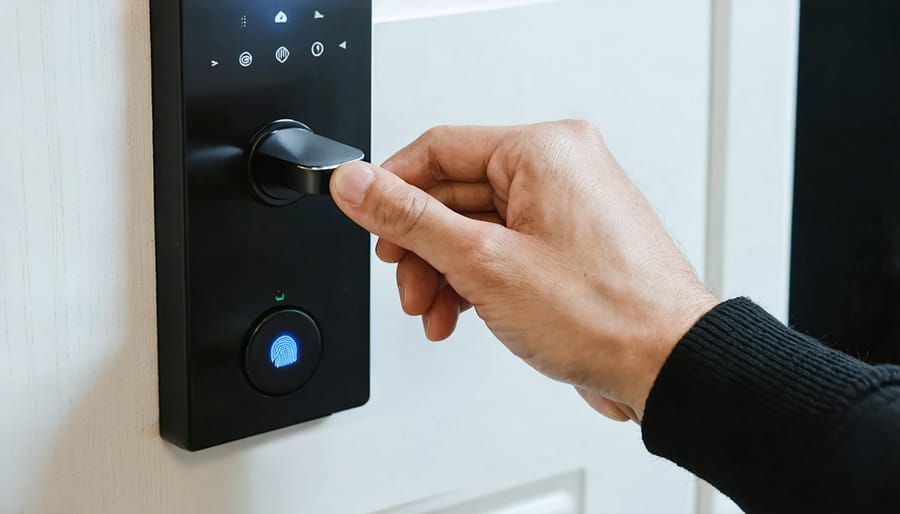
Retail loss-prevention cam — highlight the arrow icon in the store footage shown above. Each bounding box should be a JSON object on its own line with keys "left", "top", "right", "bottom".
{"left": 339, "top": 41, "right": 347, "bottom": 50}
{"left": 314, "top": 10, "right": 325, "bottom": 19}
{"left": 210, "top": 60, "right": 219, "bottom": 67}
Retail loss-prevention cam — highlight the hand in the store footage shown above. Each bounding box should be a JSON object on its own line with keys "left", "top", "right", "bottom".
{"left": 330, "top": 121, "right": 719, "bottom": 422}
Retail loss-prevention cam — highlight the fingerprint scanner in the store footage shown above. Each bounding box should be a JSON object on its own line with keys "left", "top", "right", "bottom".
{"left": 246, "top": 310, "right": 322, "bottom": 396}
{"left": 270, "top": 335, "right": 300, "bottom": 368}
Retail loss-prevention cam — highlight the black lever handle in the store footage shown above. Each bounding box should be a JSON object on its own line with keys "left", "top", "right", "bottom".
{"left": 249, "top": 120, "right": 366, "bottom": 205}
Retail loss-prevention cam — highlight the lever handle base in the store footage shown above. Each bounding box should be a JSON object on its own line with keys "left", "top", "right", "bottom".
{"left": 248, "top": 120, "right": 365, "bottom": 206}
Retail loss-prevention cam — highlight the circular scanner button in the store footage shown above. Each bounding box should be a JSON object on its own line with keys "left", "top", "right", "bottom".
{"left": 245, "top": 309, "right": 322, "bottom": 396}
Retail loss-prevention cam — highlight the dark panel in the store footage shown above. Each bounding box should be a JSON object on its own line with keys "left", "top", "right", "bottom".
{"left": 152, "top": 0, "right": 371, "bottom": 450}
{"left": 791, "top": 0, "right": 900, "bottom": 364}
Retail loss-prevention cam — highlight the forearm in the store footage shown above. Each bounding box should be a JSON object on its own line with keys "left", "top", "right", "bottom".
{"left": 642, "top": 298, "right": 900, "bottom": 513}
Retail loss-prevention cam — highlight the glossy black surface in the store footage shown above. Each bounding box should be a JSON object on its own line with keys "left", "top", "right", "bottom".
{"left": 249, "top": 119, "right": 365, "bottom": 201}
{"left": 151, "top": 0, "right": 371, "bottom": 450}
{"left": 791, "top": 0, "right": 900, "bottom": 364}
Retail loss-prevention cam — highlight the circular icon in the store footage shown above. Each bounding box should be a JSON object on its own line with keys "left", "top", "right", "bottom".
{"left": 311, "top": 41, "right": 325, "bottom": 57}
{"left": 245, "top": 309, "right": 322, "bottom": 396}
{"left": 239, "top": 51, "right": 253, "bottom": 67}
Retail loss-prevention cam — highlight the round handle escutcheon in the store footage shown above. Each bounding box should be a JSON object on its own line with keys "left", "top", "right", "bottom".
{"left": 248, "top": 119, "right": 366, "bottom": 206}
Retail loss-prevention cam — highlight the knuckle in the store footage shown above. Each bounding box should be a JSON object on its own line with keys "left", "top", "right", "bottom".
{"left": 443, "top": 225, "right": 507, "bottom": 292}
{"left": 419, "top": 126, "right": 450, "bottom": 155}
{"left": 373, "top": 183, "right": 429, "bottom": 239}
{"left": 438, "top": 184, "right": 457, "bottom": 207}
{"left": 562, "top": 119, "right": 603, "bottom": 140}
{"left": 419, "top": 125, "right": 453, "bottom": 181}
{"left": 466, "top": 226, "right": 506, "bottom": 267}
{"left": 422, "top": 125, "right": 451, "bottom": 142}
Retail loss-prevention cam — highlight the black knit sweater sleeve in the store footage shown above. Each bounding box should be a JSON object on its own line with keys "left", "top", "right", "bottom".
{"left": 642, "top": 298, "right": 900, "bottom": 514}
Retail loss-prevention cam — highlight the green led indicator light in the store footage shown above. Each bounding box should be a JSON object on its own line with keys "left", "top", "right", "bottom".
{"left": 275, "top": 291, "right": 286, "bottom": 302}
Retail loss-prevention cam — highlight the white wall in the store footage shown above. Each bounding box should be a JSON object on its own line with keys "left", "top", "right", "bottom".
{"left": 0, "top": 0, "right": 798, "bottom": 513}
{"left": 374, "top": 0, "right": 560, "bottom": 23}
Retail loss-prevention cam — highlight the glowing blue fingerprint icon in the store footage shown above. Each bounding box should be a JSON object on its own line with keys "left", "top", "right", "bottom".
{"left": 270, "top": 335, "right": 299, "bottom": 368}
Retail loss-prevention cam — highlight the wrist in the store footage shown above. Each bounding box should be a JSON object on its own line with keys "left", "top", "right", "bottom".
{"left": 620, "top": 288, "right": 720, "bottom": 422}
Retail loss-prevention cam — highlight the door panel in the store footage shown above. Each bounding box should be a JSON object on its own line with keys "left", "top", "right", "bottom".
{"left": 0, "top": 1, "right": 710, "bottom": 513}
{"left": 376, "top": 470, "right": 583, "bottom": 514}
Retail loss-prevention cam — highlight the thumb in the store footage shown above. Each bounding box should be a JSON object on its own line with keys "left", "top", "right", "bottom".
{"left": 331, "top": 161, "right": 485, "bottom": 274}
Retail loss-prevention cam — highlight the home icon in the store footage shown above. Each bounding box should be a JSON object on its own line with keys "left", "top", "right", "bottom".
{"left": 275, "top": 11, "right": 288, "bottom": 24}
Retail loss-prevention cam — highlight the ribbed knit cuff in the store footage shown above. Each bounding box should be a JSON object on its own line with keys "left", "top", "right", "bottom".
{"left": 641, "top": 298, "right": 900, "bottom": 512}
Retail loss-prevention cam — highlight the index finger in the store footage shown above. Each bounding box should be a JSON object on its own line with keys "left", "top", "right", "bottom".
{"left": 382, "top": 125, "right": 518, "bottom": 189}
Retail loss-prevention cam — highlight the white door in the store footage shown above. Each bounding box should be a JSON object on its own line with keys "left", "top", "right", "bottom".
{"left": 0, "top": 1, "right": 750, "bottom": 513}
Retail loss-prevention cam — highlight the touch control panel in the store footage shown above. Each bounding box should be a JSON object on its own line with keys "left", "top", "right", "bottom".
{"left": 151, "top": 0, "right": 371, "bottom": 451}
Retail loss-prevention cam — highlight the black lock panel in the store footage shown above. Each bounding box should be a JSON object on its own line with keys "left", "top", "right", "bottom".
{"left": 151, "top": 0, "right": 372, "bottom": 451}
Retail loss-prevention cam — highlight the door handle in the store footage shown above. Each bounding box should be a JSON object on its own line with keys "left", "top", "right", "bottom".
{"left": 249, "top": 119, "right": 366, "bottom": 204}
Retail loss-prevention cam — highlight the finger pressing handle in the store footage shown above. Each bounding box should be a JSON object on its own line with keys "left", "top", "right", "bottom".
{"left": 331, "top": 161, "right": 487, "bottom": 275}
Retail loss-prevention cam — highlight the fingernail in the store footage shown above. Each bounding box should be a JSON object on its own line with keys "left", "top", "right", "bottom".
{"left": 423, "top": 314, "right": 430, "bottom": 334}
{"left": 333, "top": 162, "right": 376, "bottom": 206}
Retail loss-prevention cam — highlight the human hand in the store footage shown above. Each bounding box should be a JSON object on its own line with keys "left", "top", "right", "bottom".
{"left": 330, "top": 121, "right": 718, "bottom": 422}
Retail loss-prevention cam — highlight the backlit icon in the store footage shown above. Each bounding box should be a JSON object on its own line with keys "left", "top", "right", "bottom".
{"left": 275, "top": 290, "right": 286, "bottom": 302}
{"left": 314, "top": 10, "right": 325, "bottom": 19}
{"left": 270, "top": 335, "right": 299, "bottom": 368}
{"left": 241, "top": 15, "right": 247, "bottom": 29}
{"left": 210, "top": 60, "right": 219, "bottom": 67}
{"left": 339, "top": 41, "right": 347, "bottom": 50}
{"left": 239, "top": 51, "right": 253, "bottom": 67}
{"left": 311, "top": 41, "right": 325, "bottom": 57}
{"left": 275, "top": 11, "right": 288, "bottom": 24}
{"left": 275, "top": 46, "right": 290, "bottom": 64}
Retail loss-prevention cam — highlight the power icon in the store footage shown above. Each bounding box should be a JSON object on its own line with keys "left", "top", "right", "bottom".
{"left": 311, "top": 41, "right": 325, "bottom": 57}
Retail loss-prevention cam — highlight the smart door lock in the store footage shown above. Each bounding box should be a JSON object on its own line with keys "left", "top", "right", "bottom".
{"left": 151, "top": 0, "right": 372, "bottom": 451}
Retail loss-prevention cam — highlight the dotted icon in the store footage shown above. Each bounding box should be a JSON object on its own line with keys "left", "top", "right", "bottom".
{"left": 239, "top": 51, "right": 253, "bottom": 67}
{"left": 241, "top": 15, "right": 247, "bottom": 29}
